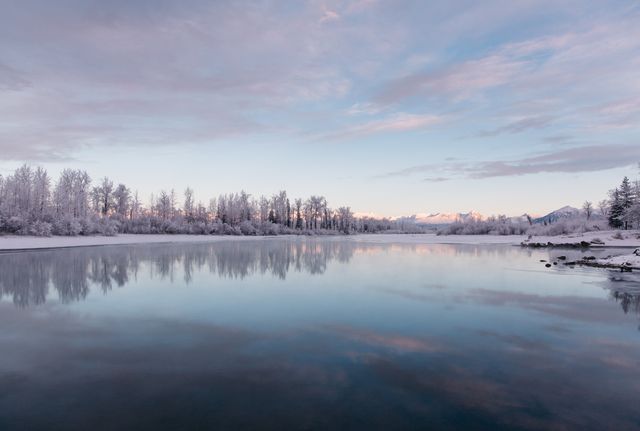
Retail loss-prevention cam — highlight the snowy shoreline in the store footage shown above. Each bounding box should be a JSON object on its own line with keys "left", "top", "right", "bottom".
{"left": 0, "top": 233, "right": 520, "bottom": 251}
{"left": 1, "top": 230, "right": 639, "bottom": 251}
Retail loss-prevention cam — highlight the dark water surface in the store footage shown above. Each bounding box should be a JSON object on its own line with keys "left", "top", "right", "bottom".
{"left": 1, "top": 238, "right": 639, "bottom": 430}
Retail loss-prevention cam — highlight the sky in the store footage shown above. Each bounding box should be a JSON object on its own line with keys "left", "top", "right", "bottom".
{"left": 1, "top": 0, "right": 639, "bottom": 217}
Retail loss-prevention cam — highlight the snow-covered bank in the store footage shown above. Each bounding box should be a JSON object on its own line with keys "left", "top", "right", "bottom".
{"left": 594, "top": 252, "right": 640, "bottom": 270}
{"left": 349, "top": 233, "right": 526, "bottom": 245}
{"left": 0, "top": 234, "right": 266, "bottom": 251}
{"left": 1, "top": 230, "right": 639, "bottom": 251}
{"left": 520, "top": 230, "right": 640, "bottom": 248}
{"left": 0, "top": 233, "right": 527, "bottom": 251}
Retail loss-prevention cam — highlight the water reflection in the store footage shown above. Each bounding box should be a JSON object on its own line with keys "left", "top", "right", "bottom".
{"left": 609, "top": 273, "right": 640, "bottom": 316}
{"left": 0, "top": 239, "right": 358, "bottom": 307}
{"left": 1, "top": 240, "right": 640, "bottom": 430}
{"left": 1, "top": 240, "right": 640, "bottom": 320}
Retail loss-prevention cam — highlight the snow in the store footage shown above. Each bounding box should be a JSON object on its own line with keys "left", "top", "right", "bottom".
{"left": 522, "top": 230, "right": 640, "bottom": 248}
{"left": 414, "top": 211, "right": 483, "bottom": 225}
{"left": 596, "top": 250, "right": 640, "bottom": 269}
{"left": 0, "top": 234, "right": 261, "bottom": 251}
{"left": 1, "top": 230, "right": 639, "bottom": 252}
{"left": 0, "top": 233, "right": 528, "bottom": 251}
{"left": 349, "top": 233, "right": 524, "bottom": 245}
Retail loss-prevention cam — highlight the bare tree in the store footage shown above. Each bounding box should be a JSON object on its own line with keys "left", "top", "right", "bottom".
{"left": 582, "top": 201, "right": 593, "bottom": 220}
{"left": 598, "top": 199, "right": 609, "bottom": 217}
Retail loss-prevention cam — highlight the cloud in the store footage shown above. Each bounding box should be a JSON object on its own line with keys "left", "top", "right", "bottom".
{"left": 1, "top": 0, "right": 639, "bottom": 166}
{"left": 468, "top": 144, "right": 640, "bottom": 178}
{"left": 375, "top": 53, "right": 526, "bottom": 105}
{"left": 0, "top": 63, "right": 31, "bottom": 91}
{"left": 319, "top": 9, "right": 340, "bottom": 23}
{"left": 378, "top": 144, "right": 640, "bottom": 180}
{"left": 375, "top": 18, "right": 640, "bottom": 108}
{"left": 346, "top": 102, "right": 384, "bottom": 115}
{"left": 543, "top": 135, "right": 574, "bottom": 145}
{"left": 323, "top": 112, "right": 444, "bottom": 140}
{"left": 476, "top": 115, "right": 553, "bottom": 137}
{"left": 422, "top": 177, "right": 449, "bottom": 183}
{"left": 0, "top": 0, "right": 374, "bottom": 160}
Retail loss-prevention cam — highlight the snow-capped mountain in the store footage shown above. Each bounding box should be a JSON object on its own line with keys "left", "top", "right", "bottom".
{"left": 533, "top": 206, "right": 582, "bottom": 224}
{"left": 415, "top": 211, "right": 483, "bottom": 225}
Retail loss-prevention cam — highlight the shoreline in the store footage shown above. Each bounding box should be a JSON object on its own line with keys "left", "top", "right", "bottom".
{"left": 1, "top": 230, "right": 639, "bottom": 251}
{"left": 0, "top": 233, "right": 524, "bottom": 252}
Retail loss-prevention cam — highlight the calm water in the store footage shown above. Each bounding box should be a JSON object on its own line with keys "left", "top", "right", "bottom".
{"left": 1, "top": 238, "right": 639, "bottom": 430}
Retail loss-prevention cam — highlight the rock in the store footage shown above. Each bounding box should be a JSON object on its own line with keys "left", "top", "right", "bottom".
{"left": 553, "top": 262, "right": 558, "bottom": 265}
{"left": 545, "top": 263, "right": 552, "bottom": 268}
{"left": 583, "top": 256, "right": 596, "bottom": 261}
{"left": 633, "top": 249, "right": 640, "bottom": 257}
{"left": 557, "top": 256, "right": 567, "bottom": 260}
{"left": 591, "top": 238, "right": 605, "bottom": 245}
{"left": 540, "top": 260, "right": 547, "bottom": 262}
{"left": 580, "top": 241, "right": 591, "bottom": 248}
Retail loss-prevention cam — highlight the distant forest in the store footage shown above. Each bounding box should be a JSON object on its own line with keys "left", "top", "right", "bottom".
{"left": 0, "top": 165, "right": 420, "bottom": 236}
{"left": 439, "top": 173, "right": 640, "bottom": 236}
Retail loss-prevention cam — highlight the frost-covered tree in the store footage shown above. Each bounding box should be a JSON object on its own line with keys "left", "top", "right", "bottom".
{"left": 258, "top": 196, "right": 270, "bottom": 223}
{"left": 32, "top": 167, "right": 50, "bottom": 218}
{"left": 92, "top": 177, "right": 114, "bottom": 216}
{"left": 294, "top": 198, "right": 303, "bottom": 229}
{"left": 207, "top": 198, "right": 217, "bottom": 221}
{"left": 113, "top": 184, "right": 131, "bottom": 218}
{"left": 337, "top": 206, "right": 353, "bottom": 233}
{"left": 608, "top": 189, "right": 624, "bottom": 229}
{"left": 582, "top": 201, "right": 593, "bottom": 220}
{"left": 130, "top": 191, "right": 141, "bottom": 220}
{"left": 183, "top": 187, "right": 194, "bottom": 221}
{"left": 156, "top": 190, "right": 172, "bottom": 220}
{"left": 617, "top": 177, "right": 634, "bottom": 229}
{"left": 0, "top": 164, "right": 431, "bottom": 237}
{"left": 622, "top": 203, "right": 640, "bottom": 230}
{"left": 54, "top": 169, "right": 91, "bottom": 219}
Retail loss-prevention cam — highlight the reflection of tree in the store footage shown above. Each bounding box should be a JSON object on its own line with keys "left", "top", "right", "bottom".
{"left": 0, "top": 239, "right": 357, "bottom": 307}
{"left": 0, "top": 253, "right": 50, "bottom": 307}
{"left": 605, "top": 273, "right": 640, "bottom": 319}
{"left": 610, "top": 291, "right": 640, "bottom": 315}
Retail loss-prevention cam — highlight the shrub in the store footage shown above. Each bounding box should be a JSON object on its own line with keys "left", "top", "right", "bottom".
{"left": 29, "top": 221, "right": 52, "bottom": 237}
{"left": 239, "top": 220, "right": 257, "bottom": 235}
{"left": 52, "top": 217, "right": 83, "bottom": 236}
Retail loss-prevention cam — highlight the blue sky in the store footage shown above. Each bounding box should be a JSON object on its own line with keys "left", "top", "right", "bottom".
{"left": 1, "top": 0, "right": 639, "bottom": 216}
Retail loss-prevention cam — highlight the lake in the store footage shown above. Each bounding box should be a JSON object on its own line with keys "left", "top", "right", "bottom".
{"left": 1, "top": 238, "right": 639, "bottom": 430}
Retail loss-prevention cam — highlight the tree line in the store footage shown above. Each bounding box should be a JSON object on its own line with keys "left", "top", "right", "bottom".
{"left": 0, "top": 165, "right": 419, "bottom": 236}
{"left": 440, "top": 168, "right": 640, "bottom": 236}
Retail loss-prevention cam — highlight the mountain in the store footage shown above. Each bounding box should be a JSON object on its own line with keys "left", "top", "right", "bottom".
{"left": 415, "top": 211, "right": 483, "bottom": 225}
{"left": 533, "top": 206, "right": 582, "bottom": 224}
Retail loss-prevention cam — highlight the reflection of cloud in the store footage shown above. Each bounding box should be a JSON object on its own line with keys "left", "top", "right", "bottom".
{"left": 466, "top": 288, "right": 637, "bottom": 324}
{"left": 330, "top": 326, "right": 443, "bottom": 353}
{"left": 376, "top": 287, "right": 436, "bottom": 303}
{"left": 2, "top": 239, "right": 640, "bottom": 429}
{"left": 476, "top": 330, "right": 549, "bottom": 354}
